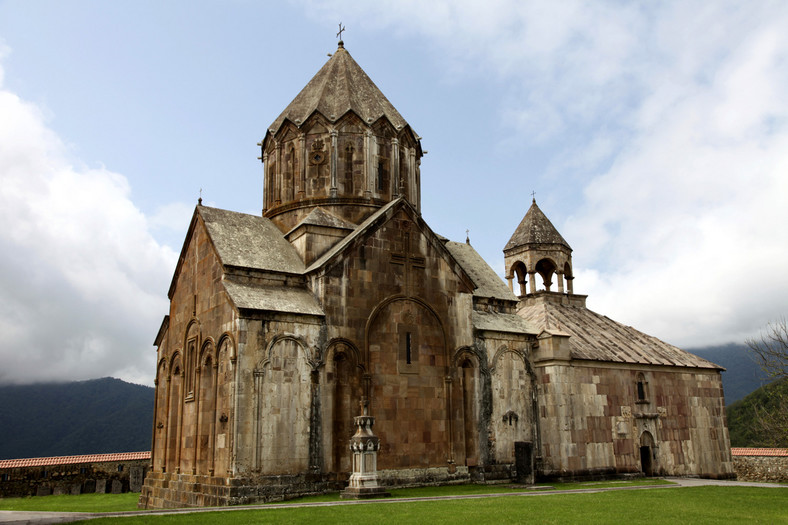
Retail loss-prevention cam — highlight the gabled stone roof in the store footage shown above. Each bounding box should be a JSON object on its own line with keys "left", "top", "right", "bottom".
{"left": 305, "top": 198, "right": 402, "bottom": 273}
{"left": 445, "top": 241, "right": 517, "bottom": 302}
{"left": 268, "top": 43, "right": 408, "bottom": 136}
{"left": 223, "top": 280, "right": 324, "bottom": 317}
{"left": 287, "top": 207, "right": 357, "bottom": 236}
{"left": 198, "top": 206, "right": 305, "bottom": 274}
{"left": 518, "top": 297, "right": 722, "bottom": 369}
{"left": 472, "top": 310, "right": 537, "bottom": 335}
{"left": 505, "top": 200, "right": 571, "bottom": 252}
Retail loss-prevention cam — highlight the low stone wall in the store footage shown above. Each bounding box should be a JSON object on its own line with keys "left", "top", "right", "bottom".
{"left": 731, "top": 448, "right": 788, "bottom": 483}
{"left": 0, "top": 451, "right": 150, "bottom": 498}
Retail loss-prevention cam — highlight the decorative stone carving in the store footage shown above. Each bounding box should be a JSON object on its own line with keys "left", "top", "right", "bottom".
{"left": 340, "top": 402, "right": 390, "bottom": 499}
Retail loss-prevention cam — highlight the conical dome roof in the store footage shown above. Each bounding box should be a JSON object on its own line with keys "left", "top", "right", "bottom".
{"left": 505, "top": 200, "right": 571, "bottom": 252}
{"left": 267, "top": 42, "right": 409, "bottom": 137}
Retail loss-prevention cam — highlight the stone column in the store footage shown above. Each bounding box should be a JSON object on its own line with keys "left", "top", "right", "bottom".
{"left": 298, "top": 133, "right": 306, "bottom": 198}
{"left": 274, "top": 141, "right": 282, "bottom": 206}
{"left": 557, "top": 270, "right": 564, "bottom": 293}
{"left": 528, "top": 272, "right": 537, "bottom": 295}
{"left": 330, "top": 130, "right": 338, "bottom": 197}
{"left": 566, "top": 276, "right": 574, "bottom": 294}
{"left": 340, "top": 402, "right": 390, "bottom": 499}
{"left": 261, "top": 151, "right": 269, "bottom": 214}
{"left": 392, "top": 138, "right": 400, "bottom": 196}
{"left": 364, "top": 130, "right": 373, "bottom": 199}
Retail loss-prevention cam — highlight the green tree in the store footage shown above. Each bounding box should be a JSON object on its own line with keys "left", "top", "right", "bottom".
{"left": 746, "top": 318, "right": 788, "bottom": 447}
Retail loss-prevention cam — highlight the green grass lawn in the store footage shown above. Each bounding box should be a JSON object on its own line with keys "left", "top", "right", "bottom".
{"left": 0, "top": 492, "right": 139, "bottom": 512}
{"left": 0, "top": 480, "right": 671, "bottom": 511}
{"left": 69, "top": 486, "right": 786, "bottom": 525}
{"left": 1, "top": 482, "right": 785, "bottom": 524}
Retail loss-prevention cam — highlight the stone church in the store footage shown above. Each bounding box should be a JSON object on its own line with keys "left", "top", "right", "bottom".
{"left": 139, "top": 42, "right": 734, "bottom": 508}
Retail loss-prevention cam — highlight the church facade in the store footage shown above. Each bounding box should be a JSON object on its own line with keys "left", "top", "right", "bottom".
{"left": 139, "top": 42, "right": 733, "bottom": 509}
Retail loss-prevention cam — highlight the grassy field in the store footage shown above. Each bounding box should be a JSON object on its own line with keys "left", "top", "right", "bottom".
{"left": 0, "top": 479, "right": 672, "bottom": 511}
{"left": 0, "top": 492, "right": 139, "bottom": 512}
{"left": 1, "top": 482, "right": 786, "bottom": 524}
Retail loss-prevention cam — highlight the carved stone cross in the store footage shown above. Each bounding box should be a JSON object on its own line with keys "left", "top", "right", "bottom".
{"left": 390, "top": 225, "right": 425, "bottom": 296}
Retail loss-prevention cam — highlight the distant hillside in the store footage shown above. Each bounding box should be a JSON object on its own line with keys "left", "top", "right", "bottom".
{"left": 687, "top": 343, "right": 770, "bottom": 404}
{"left": 0, "top": 377, "right": 153, "bottom": 460}
{"left": 727, "top": 377, "right": 788, "bottom": 447}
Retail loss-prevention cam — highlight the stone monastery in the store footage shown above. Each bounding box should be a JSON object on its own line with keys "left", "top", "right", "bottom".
{"left": 139, "top": 42, "right": 734, "bottom": 508}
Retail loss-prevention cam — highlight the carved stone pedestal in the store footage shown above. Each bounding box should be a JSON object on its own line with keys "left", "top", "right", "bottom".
{"left": 340, "top": 408, "right": 390, "bottom": 499}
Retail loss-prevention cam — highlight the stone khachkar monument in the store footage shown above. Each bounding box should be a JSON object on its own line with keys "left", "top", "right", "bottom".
{"left": 341, "top": 401, "right": 390, "bottom": 499}
{"left": 139, "top": 38, "right": 734, "bottom": 509}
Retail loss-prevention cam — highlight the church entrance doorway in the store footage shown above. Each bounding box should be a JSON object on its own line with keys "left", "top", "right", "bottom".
{"left": 639, "top": 431, "right": 655, "bottom": 476}
{"left": 514, "top": 441, "right": 533, "bottom": 483}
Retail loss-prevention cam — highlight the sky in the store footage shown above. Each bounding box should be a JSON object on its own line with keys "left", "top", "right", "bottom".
{"left": 0, "top": 1, "right": 787, "bottom": 386}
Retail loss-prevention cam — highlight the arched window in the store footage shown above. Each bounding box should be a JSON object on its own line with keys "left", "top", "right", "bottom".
{"left": 535, "top": 259, "right": 557, "bottom": 292}
{"left": 636, "top": 372, "right": 649, "bottom": 403}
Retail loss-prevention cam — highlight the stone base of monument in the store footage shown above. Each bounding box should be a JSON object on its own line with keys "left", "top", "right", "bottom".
{"left": 340, "top": 406, "right": 391, "bottom": 500}
{"left": 340, "top": 472, "right": 391, "bottom": 499}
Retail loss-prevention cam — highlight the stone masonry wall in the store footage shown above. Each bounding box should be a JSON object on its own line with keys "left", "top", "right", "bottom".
{"left": 732, "top": 454, "right": 788, "bottom": 482}
{"left": 535, "top": 362, "right": 734, "bottom": 480}
{"left": 0, "top": 457, "right": 148, "bottom": 498}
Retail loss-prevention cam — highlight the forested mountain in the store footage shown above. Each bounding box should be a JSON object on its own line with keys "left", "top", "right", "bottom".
{"left": 0, "top": 377, "right": 153, "bottom": 460}
{"left": 688, "top": 343, "right": 769, "bottom": 404}
{"left": 727, "top": 377, "right": 788, "bottom": 447}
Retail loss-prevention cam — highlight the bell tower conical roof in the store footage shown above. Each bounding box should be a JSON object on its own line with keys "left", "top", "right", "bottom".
{"left": 260, "top": 42, "right": 423, "bottom": 233}
{"left": 505, "top": 199, "right": 571, "bottom": 252}
{"left": 504, "top": 199, "right": 575, "bottom": 297}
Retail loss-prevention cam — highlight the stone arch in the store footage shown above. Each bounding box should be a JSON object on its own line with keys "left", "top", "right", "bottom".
{"left": 166, "top": 352, "right": 184, "bottom": 473}
{"left": 321, "top": 339, "right": 364, "bottom": 474}
{"left": 261, "top": 333, "right": 316, "bottom": 370}
{"left": 534, "top": 258, "right": 557, "bottom": 292}
{"left": 153, "top": 359, "right": 169, "bottom": 471}
{"left": 183, "top": 319, "right": 200, "bottom": 399}
{"left": 488, "top": 345, "right": 534, "bottom": 464}
{"left": 453, "top": 347, "right": 482, "bottom": 467}
{"left": 364, "top": 295, "right": 452, "bottom": 469}
{"left": 195, "top": 339, "right": 216, "bottom": 475}
{"left": 508, "top": 260, "right": 529, "bottom": 296}
{"left": 199, "top": 337, "right": 216, "bottom": 366}
{"left": 639, "top": 430, "right": 656, "bottom": 476}
{"left": 212, "top": 333, "right": 235, "bottom": 475}
{"left": 254, "top": 334, "right": 312, "bottom": 474}
{"left": 364, "top": 295, "right": 448, "bottom": 370}
{"left": 563, "top": 261, "right": 574, "bottom": 293}
{"left": 636, "top": 372, "right": 649, "bottom": 403}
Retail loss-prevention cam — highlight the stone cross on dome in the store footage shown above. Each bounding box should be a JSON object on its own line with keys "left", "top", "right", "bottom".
{"left": 337, "top": 22, "right": 345, "bottom": 43}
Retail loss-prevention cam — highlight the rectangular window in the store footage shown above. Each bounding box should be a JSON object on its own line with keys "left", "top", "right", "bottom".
{"left": 398, "top": 326, "right": 419, "bottom": 374}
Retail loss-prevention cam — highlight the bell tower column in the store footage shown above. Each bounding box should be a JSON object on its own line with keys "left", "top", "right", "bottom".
{"left": 330, "top": 129, "right": 338, "bottom": 197}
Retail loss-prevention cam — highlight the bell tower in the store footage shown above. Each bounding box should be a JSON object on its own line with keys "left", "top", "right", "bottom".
{"left": 259, "top": 42, "right": 423, "bottom": 233}
{"left": 504, "top": 198, "right": 574, "bottom": 298}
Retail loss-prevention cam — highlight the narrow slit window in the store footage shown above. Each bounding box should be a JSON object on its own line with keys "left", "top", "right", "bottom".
{"left": 406, "top": 332, "right": 412, "bottom": 364}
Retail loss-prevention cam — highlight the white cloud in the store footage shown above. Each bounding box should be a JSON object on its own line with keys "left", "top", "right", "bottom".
{"left": 0, "top": 57, "right": 177, "bottom": 385}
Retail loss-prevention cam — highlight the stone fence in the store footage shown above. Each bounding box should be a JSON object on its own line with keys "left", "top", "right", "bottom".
{"left": 0, "top": 451, "right": 150, "bottom": 498}
{"left": 731, "top": 447, "right": 788, "bottom": 483}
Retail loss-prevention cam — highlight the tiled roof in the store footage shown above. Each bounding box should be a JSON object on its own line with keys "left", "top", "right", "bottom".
{"left": 0, "top": 451, "right": 150, "bottom": 469}
{"left": 731, "top": 447, "right": 788, "bottom": 457}
{"left": 445, "top": 241, "right": 519, "bottom": 302}
{"left": 518, "top": 297, "right": 722, "bottom": 369}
